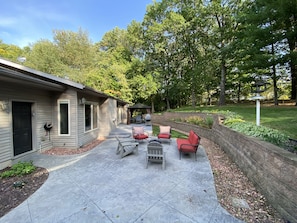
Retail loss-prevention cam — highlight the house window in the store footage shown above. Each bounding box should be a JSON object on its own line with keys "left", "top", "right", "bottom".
{"left": 84, "top": 104, "right": 98, "bottom": 132}
{"left": 85, "top": 104, "right": 91, "bottom": 131}
{"left": 93, "top": 104, "right": 98, "bottom": 129}
{"left": 59, "top": 100, "right": 70, "bottom": 135}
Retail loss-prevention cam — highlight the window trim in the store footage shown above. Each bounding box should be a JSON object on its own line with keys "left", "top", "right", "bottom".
{"left": 84, "top": 103, "right": 98, "bottom": 132}
{"left": 58, "top": 99, "right": 70, "bottom": 136}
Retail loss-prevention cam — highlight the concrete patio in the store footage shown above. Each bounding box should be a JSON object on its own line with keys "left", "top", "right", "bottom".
{"left": 0, "top": 124, "right": 243, "bottom": 223}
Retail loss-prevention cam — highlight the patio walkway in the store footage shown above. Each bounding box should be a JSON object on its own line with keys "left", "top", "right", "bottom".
{"left": 0, "top": 124, "right": 243, "bottom": 223}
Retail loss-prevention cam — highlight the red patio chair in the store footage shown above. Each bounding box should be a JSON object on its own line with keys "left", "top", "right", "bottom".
{"left": 132, "top": 126, "right": 149, "bottom": 142}
{"left": 157, "top": 126, "right": 171, "bottom": 143}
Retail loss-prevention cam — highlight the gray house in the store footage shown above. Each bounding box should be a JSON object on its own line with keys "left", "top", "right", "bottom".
{"left": 0, "top": 58, "right": 128, "bottom": 170}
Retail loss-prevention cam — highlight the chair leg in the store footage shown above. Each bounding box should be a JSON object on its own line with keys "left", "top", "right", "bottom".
{"left": 116, "top": 143, "right": 120, "bottom": 154}
{"left": 145, "top": 152, "right": 148, "bottom": 168}
{"left": 179, "top": 151, "right": 182, "bottom": 160}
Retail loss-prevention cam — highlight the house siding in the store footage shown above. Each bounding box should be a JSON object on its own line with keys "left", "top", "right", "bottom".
{"left": 0, "top": 58, "right": 128, "bottom": 170}
{"left": 77, "top": 94, "right": 101, "bottom": 146}
{"left": 0, "top": 82, "right": 54, "bottom": 168}
{"left": 99, "top": 98, "right": 117, "bottom": 137}
{"left": 50, "top": 89, "right": 79, "bottom": 149}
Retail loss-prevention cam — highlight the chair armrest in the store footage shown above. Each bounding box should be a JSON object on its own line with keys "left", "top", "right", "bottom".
{"left": 123, "top": 142, "right": 139, "bottom": 147}
{"left": 120, "top": 138, "right": 136, "bottom": 143}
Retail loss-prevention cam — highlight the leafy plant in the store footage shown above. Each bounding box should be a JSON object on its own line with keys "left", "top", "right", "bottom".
{"left": 226, "top": 122, "right": 289, "bottom": 147}
{"left": 172, "top": 115, "right": 214, "bottom": 129}
{"left": 204, "top": 115, "right": 214, "bottom": 128}
{"left": 0, "top": 161, "right": 36, "bottom": 178}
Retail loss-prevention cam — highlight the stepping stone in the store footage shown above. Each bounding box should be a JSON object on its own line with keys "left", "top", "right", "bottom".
{"left": 231, "top": 197, "right": 250, "bottom": 209}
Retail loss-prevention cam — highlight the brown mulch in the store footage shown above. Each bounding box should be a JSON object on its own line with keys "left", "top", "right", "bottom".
{"left": 201, "top": 138, "right": 285, "bottom": 223}
{"left": 41, "top": 139, "right": 104, "bottom": 155}
{"left": 0, "top": 138, "right": 286, "bottom": 222}
{"left": 0, "top": 167, "right": 49, "bottom": 218}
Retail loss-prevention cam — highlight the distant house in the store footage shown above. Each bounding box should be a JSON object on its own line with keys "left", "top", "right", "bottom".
{"left": 0, "top": 58, "right": 128, "bottom": 170}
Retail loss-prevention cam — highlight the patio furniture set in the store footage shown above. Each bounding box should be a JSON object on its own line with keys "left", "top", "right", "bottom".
{"left": 116, "top": 126, "right": 201, "bottom": 170}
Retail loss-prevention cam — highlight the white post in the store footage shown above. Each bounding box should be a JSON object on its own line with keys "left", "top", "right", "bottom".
{"left": 256, "top": 97, "right": 260, "bottom": 126}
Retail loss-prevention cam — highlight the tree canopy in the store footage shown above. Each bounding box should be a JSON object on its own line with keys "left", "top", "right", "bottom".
{"left": 0, "top": 0, "right": 296, "bottom": 109}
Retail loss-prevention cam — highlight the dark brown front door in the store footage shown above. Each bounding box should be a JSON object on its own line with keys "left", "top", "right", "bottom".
{"left": 12, "top": 102, "right": 33, "bottom": 156}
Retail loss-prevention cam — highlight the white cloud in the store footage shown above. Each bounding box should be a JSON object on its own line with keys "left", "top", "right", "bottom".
{"left": 0, "top": 17, "right": 17, "bottom": 27}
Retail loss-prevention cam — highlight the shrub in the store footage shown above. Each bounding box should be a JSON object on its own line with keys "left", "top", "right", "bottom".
{"left": 226, "top": 122, "right": 289, "bottom": 147}
{"left": 204, "top": 115, "right": 214, "bottom": 128}
{"left": 173, "top": 115, "right": 213, "bottom": 129}
{"left": 0, "top": 161, "right": 36, "bottom": 178}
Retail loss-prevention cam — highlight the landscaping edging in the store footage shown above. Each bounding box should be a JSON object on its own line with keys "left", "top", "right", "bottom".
{"left": 152, "top": 112, "right": 297, "bottom": 223}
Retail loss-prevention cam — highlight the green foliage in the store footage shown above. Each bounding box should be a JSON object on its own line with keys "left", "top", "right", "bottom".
{"left": 173, "top": 115, "right": 213, "bottom": 129}
{"left": 205, "top": 116, "right": 214, "bottom": 128}
{"left": 0, "top": 41, "right": 23, "bottom": 61}
{"left": 222, "top": 111, "right": 245, "bottom": 125}
{"left": 1, "top": 0, "right": 296, "bottom": 108}
{"left": 0, "top": 161, "right": 36, "bottom": 178}
{"left": 226, "top": 122, "right": 289, "bottom": 147}
{"left": 174, "top": 105, "right": 295, "bottom": 148}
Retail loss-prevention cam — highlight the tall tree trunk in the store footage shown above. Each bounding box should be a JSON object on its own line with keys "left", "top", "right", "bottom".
{"left": 272, "top": 64, "right": 279, "bottom": 105}
{"left": 166, "top": 98, "right": 170, "bottom": 110}
{"left": 237, "top": 83, "right": 241, "bottom": 103}
{"left": 288, "top": 38, "right": 297, "bottom": 102}
{"left": 191, "top": 87, "right": 196, "bottom": 107}
{"left": 271, "top": 43, "right": 279, "bottom": 105}
{"left": 151, "top": 96, "right": 155, "bottom": 113}
{"left": 219, "top": 61, "right": 226, "bottom": 106}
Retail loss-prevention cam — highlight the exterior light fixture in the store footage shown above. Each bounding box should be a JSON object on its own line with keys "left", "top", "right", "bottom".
{"left": 79, "top": 97, "right": 86, "bottom": 105}
{"left": 251, "top": 79, "right": 268, "bottom": 126}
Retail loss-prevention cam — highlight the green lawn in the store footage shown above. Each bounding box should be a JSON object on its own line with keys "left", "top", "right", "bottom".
{"left": 173, "top": 104, "right": 297, "bottom": 139}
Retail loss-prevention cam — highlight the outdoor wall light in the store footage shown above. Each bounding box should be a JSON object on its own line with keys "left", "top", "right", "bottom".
{"left": 79, "top": 97, "right": 86, "bottom": 105}
{"left": 0, "top": 101, "right": 9, "bottom": 113}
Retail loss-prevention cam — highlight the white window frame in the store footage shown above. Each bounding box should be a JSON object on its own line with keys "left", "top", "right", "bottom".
{"left": 84, "top": 103, "right": 98, "bottom": 132}
{"left": 58, "top": 99, "right": 70, "bottom": 136}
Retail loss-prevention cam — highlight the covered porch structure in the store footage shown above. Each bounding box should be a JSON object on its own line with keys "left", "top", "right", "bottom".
{"left": 127, "top": 103, "right": 151, "bottom": 124}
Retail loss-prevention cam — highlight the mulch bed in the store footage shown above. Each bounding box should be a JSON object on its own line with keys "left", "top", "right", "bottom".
{"left": 0, "top": 167, "right": 49, "bottom": 217}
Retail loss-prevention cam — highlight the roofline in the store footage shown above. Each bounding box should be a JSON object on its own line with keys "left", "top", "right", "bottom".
{"left": 0, "top": 57, "right": 84, "bottom": 89}
{"left": 0, "top": 58, "right": 129, "bottom": 104}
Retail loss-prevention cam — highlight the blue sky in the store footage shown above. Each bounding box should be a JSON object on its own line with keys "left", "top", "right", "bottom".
{"left": 0, "top": 0, "right": 155, "bottom": 47}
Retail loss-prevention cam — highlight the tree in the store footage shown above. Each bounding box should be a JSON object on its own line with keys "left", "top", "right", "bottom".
{"left": 143, "top": 0, "right": 206, "bottom": 109}
{"left": 277, "top": 0, "right": 297, "bottom": 103}
{"left": 204, "top": 0, "right": 243, "bottom": 106}
{"left": 24, "top": 40, "right": 64, "bottom": 76}
{"left": 0, "top": 40, "right": 23, "bottom": 62}
{"left": 53, "top": 28, "right": 95, "bottom": 83}
{"left": 236, "top": 0, "right": 296, "bottom": 105}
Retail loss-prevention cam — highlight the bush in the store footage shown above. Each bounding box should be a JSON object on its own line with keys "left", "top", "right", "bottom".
{"left": 0, "top": 161, "right": 36, "bottom": 178}
{"left": 226, "top": 122, "right": 289, "bottom": 147}
{"left": 173, "top": 115, "right": 214, "bottom": 129}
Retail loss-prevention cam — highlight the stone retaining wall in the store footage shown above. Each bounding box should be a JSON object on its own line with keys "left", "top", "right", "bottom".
{"left": 152, "top": 112, "right": 297, "bottom": 223}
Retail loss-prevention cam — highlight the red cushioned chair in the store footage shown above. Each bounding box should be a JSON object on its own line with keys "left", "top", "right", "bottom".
{"left": 132, "top": 126, "right": 149, "bottom": 142}
{"left": 176, "top": 130, "right": 201, "bottom": 160}
{"left": 157, "top": 126, "right": 171, "bottom": 143}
